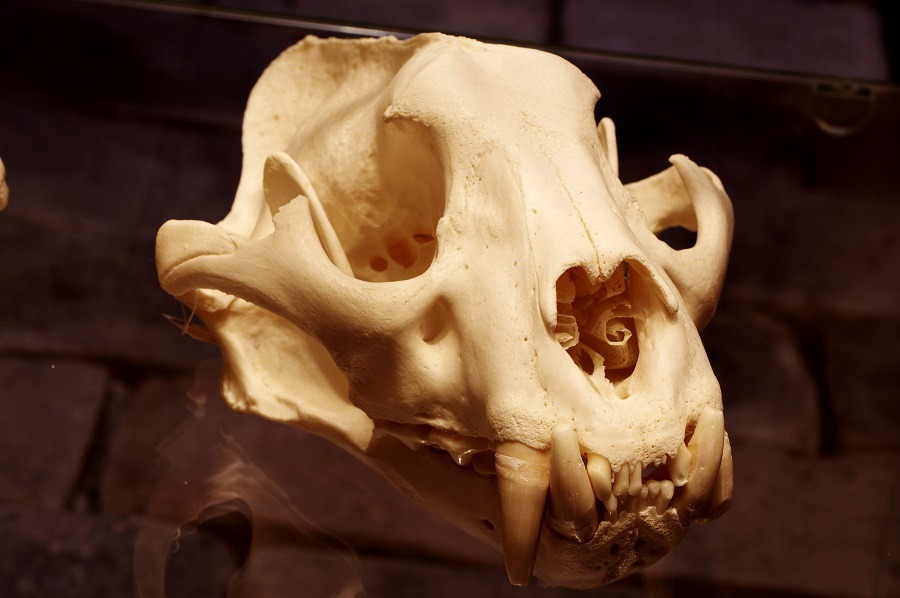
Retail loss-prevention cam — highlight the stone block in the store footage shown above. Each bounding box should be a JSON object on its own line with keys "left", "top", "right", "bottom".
{"left": 0, "top": 215, "right": 219, "bottom": 368}
{"left": 645, "top": 444, "right": 898, "bottom": 597}
{"left": 0, "top": 504, "right": 242, "bottom": 598}
{"left": 822, "top": 317, "right": 900, "bottom": 452}
{"left": 702, "top": 311, "right": 821, "bottom": 455}
{"left": 0, "top": 358, "right": 107, "bottom": 509}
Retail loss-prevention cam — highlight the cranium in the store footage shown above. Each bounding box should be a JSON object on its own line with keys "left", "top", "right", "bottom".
{"left": 155, "top": 33, "right": 734, "bottom": 588}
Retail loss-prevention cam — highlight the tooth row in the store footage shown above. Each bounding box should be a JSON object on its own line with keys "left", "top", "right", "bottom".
{"left": 381, "top": 410, "right": 730, "bottom": 588}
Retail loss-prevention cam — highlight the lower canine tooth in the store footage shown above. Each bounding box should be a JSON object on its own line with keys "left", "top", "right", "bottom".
{"left": 668, "top": 441, "right": 692, "bottom": 486}
{"left": 586, "top": 453, "right": 612, "bottom": 501}
{"left": 701, "top": 433, "right": 733, "bottom": 523}
{"left": 674, "top": 406, "right": 725, "bottom": 523}
{"left": 495, "top": 441, "right": 550, "bottom": 586}
{"left": 547, "top": 425, "right": 599, "bottom": 543}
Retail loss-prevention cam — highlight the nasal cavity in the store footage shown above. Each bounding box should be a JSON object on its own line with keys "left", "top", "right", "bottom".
{"left": 553, "top": 263, "right": 641, "bottom": 395}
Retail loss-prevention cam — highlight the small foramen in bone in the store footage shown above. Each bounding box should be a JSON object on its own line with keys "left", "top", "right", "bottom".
{"left": 156, "top": 33, "right": 734, "bottom": 589}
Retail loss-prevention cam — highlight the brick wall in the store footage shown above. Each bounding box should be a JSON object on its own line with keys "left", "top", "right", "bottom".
{"left": 0, "top": 1, "right": 896, "bottom": 596}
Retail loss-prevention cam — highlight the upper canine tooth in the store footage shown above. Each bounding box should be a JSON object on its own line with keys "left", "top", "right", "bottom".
{"left": 668, "top": 441, "right": 692, "bottom": 486}
{"left": 613, "top": 462, "right": 630, "bottom": 497}
{"left": 547, "top": 425, "right": 599, "bottom": 543}
{"left": 586, "top": 453, "right": 612, "bottom": 501}
{"left": 674, "top": 406, "right": 725, "bottom": 523}
{"left": 494, "top": 441, "right": 551, "bottom": 586}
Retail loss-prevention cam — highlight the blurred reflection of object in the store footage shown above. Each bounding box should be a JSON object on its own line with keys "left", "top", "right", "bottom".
{"left": 810, "top": 81, "right": 876, "bottom": 137}
{"left": 0, "top": 157, "right": 8, "bottom": 210}
{"left": 133, "top": 362, "right": 365, "bottom": 598}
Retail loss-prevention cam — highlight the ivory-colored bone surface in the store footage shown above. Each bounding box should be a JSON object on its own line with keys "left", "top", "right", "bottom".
{"left": 156, "top": 33, "right": 734, "bottom": 589}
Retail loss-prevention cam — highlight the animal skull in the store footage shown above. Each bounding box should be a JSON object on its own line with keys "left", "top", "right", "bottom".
{"left": 156, "top": 34, "right": 734, "bottom": 588}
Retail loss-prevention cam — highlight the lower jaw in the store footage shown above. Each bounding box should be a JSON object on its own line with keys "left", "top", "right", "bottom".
{"left": 362, "top": 432, "right": 688, "bottom": 589}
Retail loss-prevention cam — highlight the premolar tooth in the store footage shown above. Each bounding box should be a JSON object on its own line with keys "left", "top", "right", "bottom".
{"left": 613, "top": 463, "right": 630, "bottom": 497}
{"left": 673, "top": 406, "right": 725, "bottom": 523}
{"left": 668, "top": 441, "right": 692, "bottom": 487}
{"left": 586, "top": 453, "right": 612, "bottom": 501}
{"left": 656, "top": 480, "right": 675, "bottom": 513}
{"left": 494, "top": 441, "right": 550, "bottom": 586}
{"left": 427, "top": 428, "right": 490, "bottom": 466}
{"left": 628, "top": 462, "right": 643, "bottom": 496}
{"left": 472, "top": 451, "right": 496, "bottom": 476}
{"left": 547, "top": 425, "right": 599, "bottom": 543}
{"left": 700, "top": 433, "right": 733, "bottom": 523}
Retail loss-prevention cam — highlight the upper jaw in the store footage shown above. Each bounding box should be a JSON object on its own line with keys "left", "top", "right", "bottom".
{"left": 366, "top": 405, "right": 732, "bottom": 587}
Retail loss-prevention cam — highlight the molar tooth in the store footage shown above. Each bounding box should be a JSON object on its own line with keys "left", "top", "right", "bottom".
{"left": 586, "top": 453, "right": 612, "bottom": 501}
{"left": 628, "top": 461, "right": 643, "bottom": 496}
{"left": 612, "top": 463, "right": 630, "bottom": 497}
{"left": 669, "top": 441, "right": 692, "bottom": 487}
{"left": 494, "top": 441, "right": 550, "bottom": 586}
{"left": 673, "top": 406, "right": 726, "bottom": 523}
{"left": 547, "top": 425, "right": 599, "bottom": 543}
{"left": 656, "top": 480, "right": 675, "bottom": 513}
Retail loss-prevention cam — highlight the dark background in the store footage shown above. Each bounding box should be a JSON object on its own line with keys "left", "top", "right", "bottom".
{"left": 0, "top": 0, "right": 897, "bottom": 596}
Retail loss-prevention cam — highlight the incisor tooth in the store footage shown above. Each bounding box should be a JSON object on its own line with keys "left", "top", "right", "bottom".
{"left": 547, "top": 425, "right": 599, "bottom": 543}
{"left": 656, "top": 480, "right": 675, "bottom": 513}
{"left": 603, "top": 494, "right": 618, "bottom": 522}
{"left": 629, "top": 485, "right": 649, "bottom": 513}
{"left": 586, "top": 453, "right": 612, "bottom": 501}
{"left": 673, "top": 406, "right": 725, "bottom": 523}
{"left": 613, "top": 463, "right": 630, "bottom": 497}
{"left": 668, "top": 441, "right": 692, "bottom": 487}
{"left": 494, "top": 441, "right": 550, "bottom": 586}
{"left": 628, "top": 462, "right": 643, "bottom": 496}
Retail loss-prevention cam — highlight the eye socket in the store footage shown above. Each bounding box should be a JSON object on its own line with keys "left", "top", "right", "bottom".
{"left": 554, "top": 262, "right": 641, "bottom": 397}
{"left": 343, "top": 117, "right": 445, "bottom": 282}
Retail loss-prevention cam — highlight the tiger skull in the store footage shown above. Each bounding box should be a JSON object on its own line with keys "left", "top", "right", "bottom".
{"left": 155, "top": 33, "right": 734, "bottom": 589}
